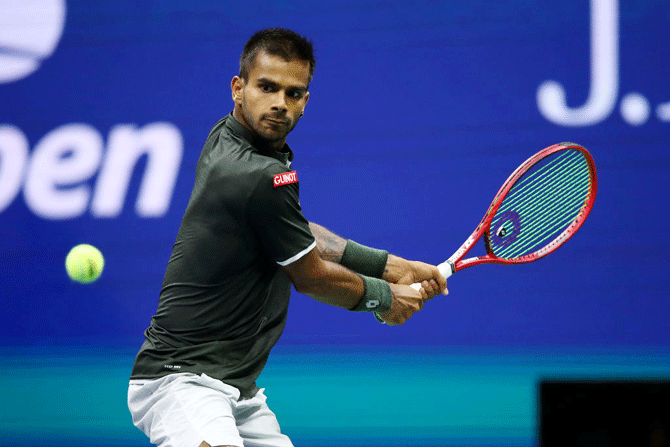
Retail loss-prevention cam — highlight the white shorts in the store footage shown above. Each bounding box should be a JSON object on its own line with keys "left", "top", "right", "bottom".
{"left": 128, "top": 373, "right": 294, "bottom": 447}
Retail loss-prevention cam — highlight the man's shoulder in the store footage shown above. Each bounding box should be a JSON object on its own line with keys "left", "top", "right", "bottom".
{"left": 200, "top": 146, "right": 289, "bottom": 197}
{"left": 199, "top": 115, "right": 295, "bottom": 187}
{"left": 204, "top": 115, "right": 234, "bottom": 149}
{"left": 211, "top": 114, "right": 230, "bottom": 131}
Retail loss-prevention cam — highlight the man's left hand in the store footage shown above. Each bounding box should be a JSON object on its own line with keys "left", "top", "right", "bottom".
{"left": 383, "top": 254, "right": 448, "bottom": 298}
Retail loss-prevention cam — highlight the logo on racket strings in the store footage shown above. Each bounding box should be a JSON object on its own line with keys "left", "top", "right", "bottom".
{"left": 491, "top": 211, "right": 521, "bottom": 249}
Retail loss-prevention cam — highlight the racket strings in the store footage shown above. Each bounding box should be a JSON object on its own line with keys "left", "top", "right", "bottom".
{"left": 494, "top": 164, "right": 587, "bottom": 228}
{"left": 494, "top": 151, "right": 587, "bottom": 222}
{"left": 495, "top": 155, "right": 591, "bottom": 258}
{"left": 499, "top": 177, "right": 590, "bottom": 257}
{"left": 495, "top": 183, "right": 589, "bottom": 259}
{"left": 480, "top": 152, "right": 575, "bottom": 226}
{"left": 495, "top": 163, "right": 590, "bottom": 229}
{"left": 497, "top": 150, "right": 580, "bottom": 211}
{"left": 489, "top": 149, "right": 592, "bottom": 259}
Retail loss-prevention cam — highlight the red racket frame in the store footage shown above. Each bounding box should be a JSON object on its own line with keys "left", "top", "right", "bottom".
{"left": 442, "top": 142, "right": 598, "bottom": 276}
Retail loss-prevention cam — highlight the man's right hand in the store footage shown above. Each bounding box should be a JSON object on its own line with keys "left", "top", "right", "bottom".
{"left": 377, "top": 281, "right": 440, "bottom": 325}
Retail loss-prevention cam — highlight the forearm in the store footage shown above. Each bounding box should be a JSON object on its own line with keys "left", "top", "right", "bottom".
{"left": 283, "top": 248, "right": 393, "bottom": 312}
{"left": 309, "top": 222, "right": 389, "bottom": 279}
{"left": 298, "top": 259, "right": 365, "bottom": 309}
{"left": 302, "top": 257, "right": 435, "bottom": 327}
{"left": 299, "top": 224, "right": 446, "bottom": 324}
{"left": 308, "top": 222, "right": 347, "bottom": 263}
{"left": 307, "top": 222, "right": 444, "bottom": 293}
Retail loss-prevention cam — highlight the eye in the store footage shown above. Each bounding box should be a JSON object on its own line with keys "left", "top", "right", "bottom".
{"left": 287, "top": 90, "right": 305, "bottom": 99}
{"left": 260, "top": 84, "right": 272, "bottom": 92}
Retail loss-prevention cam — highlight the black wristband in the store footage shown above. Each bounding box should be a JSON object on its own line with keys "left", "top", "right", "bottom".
{"left": 349, "top": 275, "right": 393, "bottom": 313}
{"left": 340, "top": 240, "right": 388, "bottom": 279}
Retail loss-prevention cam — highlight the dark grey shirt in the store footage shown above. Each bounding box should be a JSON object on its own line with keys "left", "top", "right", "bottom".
{"left": 130, "top": 113, "right": 316, "bottom": 397}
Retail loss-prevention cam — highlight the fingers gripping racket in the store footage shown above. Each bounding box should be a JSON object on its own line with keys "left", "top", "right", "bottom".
{"left": 414, "top": 142, "right": 597, "bottom": 288}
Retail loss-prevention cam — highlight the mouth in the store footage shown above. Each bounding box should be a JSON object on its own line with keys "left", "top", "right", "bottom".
{"left": 263, "top": 115, "right": 288, "bottom": 126}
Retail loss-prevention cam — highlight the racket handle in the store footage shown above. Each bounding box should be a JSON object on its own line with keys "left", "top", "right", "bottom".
{"left": 410, "top": 260, "right": 454, "bottom": 290}
{"left": 376, "top": 261, "right": 454, "bottom": 324}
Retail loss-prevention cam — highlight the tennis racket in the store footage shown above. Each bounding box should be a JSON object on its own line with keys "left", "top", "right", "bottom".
{"left": 415, "top": 142, "right": 597, "bottom": 287}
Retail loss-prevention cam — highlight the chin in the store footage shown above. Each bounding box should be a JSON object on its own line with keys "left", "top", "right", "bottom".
{"left": 262, "top": 124, "right": 291, "bottom": 139}
{"left": 259, "top": 129, "right": 288, "bottom": 143}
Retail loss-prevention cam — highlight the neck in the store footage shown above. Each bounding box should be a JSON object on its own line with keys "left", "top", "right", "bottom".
{"left": 267, "top": 138, "right": 287, "bottom": 152}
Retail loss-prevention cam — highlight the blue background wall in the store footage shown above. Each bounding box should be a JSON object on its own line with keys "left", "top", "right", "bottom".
{"left": 1, "top": 1, "right": 669, "bottom": 446}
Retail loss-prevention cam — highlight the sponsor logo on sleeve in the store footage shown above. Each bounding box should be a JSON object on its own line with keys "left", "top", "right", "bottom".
{"left": 273, "top": 171, "right": 298, "bottom": 188}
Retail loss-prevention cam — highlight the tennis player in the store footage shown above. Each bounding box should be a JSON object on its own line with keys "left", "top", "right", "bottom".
{"left": 127, "top": 28, "right": 447, "bottom": 447}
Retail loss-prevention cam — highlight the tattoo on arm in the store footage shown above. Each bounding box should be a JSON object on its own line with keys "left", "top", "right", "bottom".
{"left": 309, "top": 222, "right": 347, "bottom": 263}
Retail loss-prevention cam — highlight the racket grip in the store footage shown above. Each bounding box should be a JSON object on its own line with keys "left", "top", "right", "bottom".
{"left": 376, "top": 261, "right": 454, "bottom": 324}
{"left": 409, "top": 261, "right": 454, "bottom": 290}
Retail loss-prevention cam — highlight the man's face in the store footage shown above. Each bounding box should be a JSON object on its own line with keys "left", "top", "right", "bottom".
{"left": 232, "top": 51, "right": 310, "bottom": 149}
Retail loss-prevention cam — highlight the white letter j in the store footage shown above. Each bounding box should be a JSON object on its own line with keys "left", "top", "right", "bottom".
{"left": 537, "top": 0, "right": 619, "bottom": 126}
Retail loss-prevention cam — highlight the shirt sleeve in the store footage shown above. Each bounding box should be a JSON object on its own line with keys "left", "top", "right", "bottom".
{"left": 247, "top": 165, "right": 316, "bottom": 265}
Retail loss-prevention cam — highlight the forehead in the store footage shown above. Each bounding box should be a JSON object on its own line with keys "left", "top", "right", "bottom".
{"left": 247, "top": 51, "right": 311, "bottom": 88}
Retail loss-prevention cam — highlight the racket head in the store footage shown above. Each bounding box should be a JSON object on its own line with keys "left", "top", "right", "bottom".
{"left": 452, "top": 142, "right": 597, "bottom": 270}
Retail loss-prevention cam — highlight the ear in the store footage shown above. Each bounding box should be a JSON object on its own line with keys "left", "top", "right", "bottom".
{"left": 231, "top": 76, "right": 245, "bottom": 104}
{"left": 300, "top": 91, "right": 310, "bottom": 116}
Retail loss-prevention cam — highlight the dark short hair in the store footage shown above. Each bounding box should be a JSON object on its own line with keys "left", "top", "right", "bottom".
{"left": 239, "top": 28, "right": 316, "bottom": 84}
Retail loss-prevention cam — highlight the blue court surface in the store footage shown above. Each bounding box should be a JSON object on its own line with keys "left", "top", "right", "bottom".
{"left": 2, "top": 344, "right": 669, "bottom": 447}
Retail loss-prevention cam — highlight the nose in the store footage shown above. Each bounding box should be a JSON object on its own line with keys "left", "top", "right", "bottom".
{"left": 270, "top": 92, "right": 288, "bottom": 113}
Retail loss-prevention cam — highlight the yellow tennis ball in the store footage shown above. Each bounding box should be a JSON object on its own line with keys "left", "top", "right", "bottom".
{"left": 65, "top": 244, "right": 105, "bottom": 284}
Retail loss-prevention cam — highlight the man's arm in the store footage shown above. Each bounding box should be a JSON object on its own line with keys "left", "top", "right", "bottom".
{"left": 280, "top": 247, "right": 430, "bottom": 325}
{"left": 308, "top": 222, "right": 347, "bottom": 263}
{"left": 308, "top": 222, "right": 448, "bottom": 293}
